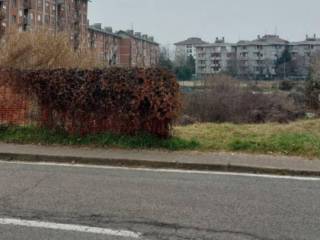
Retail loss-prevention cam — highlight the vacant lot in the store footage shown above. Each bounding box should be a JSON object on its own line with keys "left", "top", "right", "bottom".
{"left": 175, "top": 119, "right": 320, "bottom": 159}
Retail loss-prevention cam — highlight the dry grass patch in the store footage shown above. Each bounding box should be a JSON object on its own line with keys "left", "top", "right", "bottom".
{"left": 174, "top": 119, "right": 320, "bottom": 158}
{"left": 0, "top": 29, "right": 102, "bottom": 70}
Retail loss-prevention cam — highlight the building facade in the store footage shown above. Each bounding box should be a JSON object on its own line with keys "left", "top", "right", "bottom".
{"left": 194, "top": 34, "right": 320, "bottom": 79}
{"left": 117, "top": 30, "right": 160, "bottom": 67}
{"left": 235, "top": 35, "right": 288, "bottom": 78}
{"left": 196, "top": 37, "right": 235, "bottom": 77}
{"left": 289, "top": 35, "right": 320, "bottom": 77}
{"left": 88, "top": 24, "right": 121, "bottom": 66}
{"left": 0, "top": 0, "right": 89, "bottom": 48}
{"left": 0, "top": 1, "right": 160, "bottom": 68}
{"left": 174, "top": 37, "right": 207, "bottom": 61}
{"left": 87, "top": 27, "right": 160, "bottom": 68}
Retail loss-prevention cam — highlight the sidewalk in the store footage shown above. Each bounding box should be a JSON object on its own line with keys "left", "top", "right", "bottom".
{"left": 0, "top": 143, "right": 319, "bottom": 176}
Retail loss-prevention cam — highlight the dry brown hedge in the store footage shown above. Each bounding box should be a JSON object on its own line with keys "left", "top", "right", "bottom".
{"left": 1, "top": 67, "right": 181, "bottom": 137}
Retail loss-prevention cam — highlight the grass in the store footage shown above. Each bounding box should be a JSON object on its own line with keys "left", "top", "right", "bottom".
{"left": 1, "top": 119, "right": 320, "bottom": 158}
{"left": 0, "top": 125, "right": 199, "bottom": 151}
{"left": 174, "top": 119, "right": 320, "bottom": 158}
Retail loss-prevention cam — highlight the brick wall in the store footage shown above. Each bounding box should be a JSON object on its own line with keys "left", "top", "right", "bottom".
{"left": 119, "top": 38, "right": 131, "bottom": 66}
{"left": 0, "top": 85, "right": 36, "bottom": 125}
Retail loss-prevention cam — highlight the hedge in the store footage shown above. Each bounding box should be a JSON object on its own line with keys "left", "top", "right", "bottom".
{"left": 0, "top": 67, "right": 181, "bottom": 137}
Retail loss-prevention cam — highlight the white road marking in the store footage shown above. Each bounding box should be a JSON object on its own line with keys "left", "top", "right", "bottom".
{"left": 1, "top": 160, "right": 320, "bottom": 181}
{"left": 0, "top": 218, "right": 141, "bottom": 238}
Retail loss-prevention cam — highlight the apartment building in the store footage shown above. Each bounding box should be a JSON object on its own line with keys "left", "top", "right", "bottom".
{"left": 117, "top": 30, "right": 160, "bottom": 67}
{"left": 174, "top": 37, "right": 207, "bottom": 60}
{"left": 289, "top": 34, "right": 320, "bottom": 77}
{"left": 88, "top": 23, "right": 121, "bottom": 66}
{"left": 0, "top": 0, "right": 89, "bottom": 50}
{"left": 194, "top": 34, "right": 320, "bottom": 79}
{"left": 196, "top": 37, "right": 235, "bottom": 77}
{"left": 236, "top": 35, "right": 288, "bottom": 78}
{"left": 0, "top": 1, "right": 160, "bottom": 68}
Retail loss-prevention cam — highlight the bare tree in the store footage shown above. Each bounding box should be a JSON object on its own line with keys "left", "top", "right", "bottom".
{"left": 306, "top": 53, "right": 320, "bottom": 109}
{"left": 292, "top": 55, "right": 310, "bottom": 78}
{"left": 73, "top": 0, "right": 81, "bottom": 50}
{"left": 0, "top": 9, "right": 5, "bottom": 39}
{"left": 104, "top": 36, "right": 119, "bottom": 66}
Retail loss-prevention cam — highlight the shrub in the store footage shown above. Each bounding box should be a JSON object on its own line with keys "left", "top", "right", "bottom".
{"left": 279, "top": 80, "right": 294, "bottom": 91}
{"left": 182, "top": 75, "right": 304, "bottom": 124}
{"left": 1, "top": 68, "right": 181, "bottom": 138}
{"left": 305, "top": 55, "right": 320, "bottom": 110}
{"left": 0, "top": 29, "right": 102, "bottom": 70}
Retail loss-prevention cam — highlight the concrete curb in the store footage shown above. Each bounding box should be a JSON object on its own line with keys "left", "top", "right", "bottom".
{"left": 1, "top": 152, "right": 320, "bottom": 177}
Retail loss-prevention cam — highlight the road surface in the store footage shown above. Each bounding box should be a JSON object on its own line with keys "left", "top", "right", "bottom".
{"left": 0, "top": 161, "right": 319, "bottom": 240}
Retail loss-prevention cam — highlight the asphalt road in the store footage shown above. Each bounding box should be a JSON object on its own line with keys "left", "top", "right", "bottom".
{"left": 0, "top": 161, "right": 319, "bottom": 240}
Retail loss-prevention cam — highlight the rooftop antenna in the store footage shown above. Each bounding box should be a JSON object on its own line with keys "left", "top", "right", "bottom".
{"left": 130, "top": 22, "right": 134, "bottom": 31}
{"left": 274, "top": 26, "right": 278, "bottom": 35}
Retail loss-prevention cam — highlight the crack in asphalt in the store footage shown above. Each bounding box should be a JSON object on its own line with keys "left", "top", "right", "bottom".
{"left": 0, "top": 174, "right": 53, "bottom": 208}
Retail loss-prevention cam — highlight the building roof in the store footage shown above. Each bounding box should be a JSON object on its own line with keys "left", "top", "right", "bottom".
{"left": 174, "top": 37, "right": 208, "bottom": 46}
{"left": 237, "top": 35, "right": 289, "bottom": 46}
{"left": 116, "top": 30, "right": 159, "bottom": 46}
{"left": 88, "top": 25, "right": 121, "bottom": 38}
{"left": 195, "top": 37, "right": 235, "bottom": 48}
{"left": 195, "top": 42, "right": 234, "bottom": 48}
{"left": 290, "top": 36, "right": 320, "bottom": 46}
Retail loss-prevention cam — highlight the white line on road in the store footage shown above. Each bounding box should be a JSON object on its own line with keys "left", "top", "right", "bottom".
{"left": 1, "top": 160, "right": 320, "bottom": 181}
{"left": 0, "top": 218, "right": 141, "bottom": 239}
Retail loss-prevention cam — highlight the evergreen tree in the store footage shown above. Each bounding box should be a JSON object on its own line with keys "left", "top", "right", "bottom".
{"left": 173, "top": 55, "right": 195, "bottom": 81}
{"left": 275, "top": 46, "right": 295, "bottom": 78}
{"left": 186, "top": 55, "right": 196, "bottom": 75}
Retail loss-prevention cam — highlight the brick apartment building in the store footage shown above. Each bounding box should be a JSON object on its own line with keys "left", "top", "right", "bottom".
{"left": 117, "top": 30, "right": 160, "bottom": 67}
{"left": 0, "top": 0, "right": 160, "bottom": 67}
{"left": 87, "top": 27, "right": 160, "bottom": 68}
{"left": 88, "top": 23, "right": 121, "bottom": 66}
{"left": 0, "top": 0, "right": 89, "bottom": 48}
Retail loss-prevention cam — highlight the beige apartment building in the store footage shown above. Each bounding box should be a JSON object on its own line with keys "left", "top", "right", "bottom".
{"left": 174, "top": 37, "right": 207, "bottom": 61}
{"left": 196, "top": 37, "right": 235, "bottom": 77}
{"left": 192, "top": 34, "right": 320, "bottom": 79}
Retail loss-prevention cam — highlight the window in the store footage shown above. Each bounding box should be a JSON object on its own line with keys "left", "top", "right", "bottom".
{"left": 240, "top": 52, "right": 248, "bottom": 57}
{"left": 45, "top": 15, "right": 50, "bottom": 24}
{"left": 11, "top": 15, "right": 17, "bottom": 24}
{"left": 12, "top": 0, "right": 17, "bottom": 8}
{"left": 211, "top": 53, "right": 221, "bottom": 58}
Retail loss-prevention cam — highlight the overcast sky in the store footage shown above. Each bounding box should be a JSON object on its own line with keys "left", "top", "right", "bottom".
{"left": 88, "top": 0, "right": 320, "bottom": 45}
